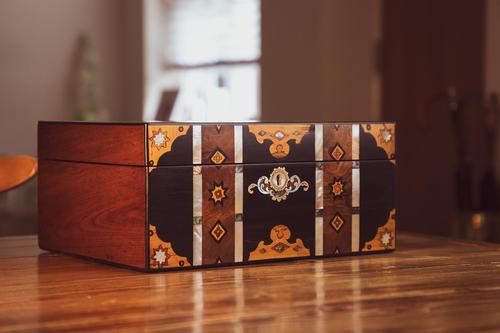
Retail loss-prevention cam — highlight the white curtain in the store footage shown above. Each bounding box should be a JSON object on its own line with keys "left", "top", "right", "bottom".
{"left": 161, "top": 0, "right": 260, "bottom": 66}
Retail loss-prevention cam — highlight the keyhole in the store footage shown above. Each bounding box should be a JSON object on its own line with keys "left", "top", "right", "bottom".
{"left": 277, "top": 174, "right": 282, "bottom": 186}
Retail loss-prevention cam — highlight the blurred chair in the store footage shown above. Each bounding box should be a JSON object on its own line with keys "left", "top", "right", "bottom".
{"left": 155, "top": 89, "right": 179, "bottom": 120}
{"left": 0, "top": 156, "right": 38, "bottom": 193}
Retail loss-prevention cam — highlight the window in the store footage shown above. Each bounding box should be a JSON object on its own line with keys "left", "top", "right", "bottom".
{"left": 144, "top": 0, "right": 261, "bottom": 121}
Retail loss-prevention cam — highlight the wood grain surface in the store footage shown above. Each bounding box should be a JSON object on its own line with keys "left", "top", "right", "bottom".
{"left": 202, "top": 124, "right": 235, "bottom": 164}
{"left": 38, "top": 122, "right": 146, "bottom": 166}
{"left": 202, "top": 165, "right": 235, "bottom": 264}
{"left": 323, "top": 161, "right": 353, "bottom": 254}
{"left": 38, "top": 160, "right": 146, "bottom": 269}
{"left": 2, "top": 233, "right": 499, "bottom": 332}
{"left": 323, "top": 123, "right": 352, "bottom": 160}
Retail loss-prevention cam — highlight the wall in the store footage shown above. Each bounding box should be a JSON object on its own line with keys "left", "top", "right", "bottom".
{"left": 0, "top": 0, "right": 143, "bottom": 235}
{"left": 0, "top": 0, "right": 143, "bottom": 157}
{"left": 486, "top": 0, "right": 500, "bottom": 178}
{"left": 486, "top": 0, "right": 500, "bottom": 97}
{"left": 261, "top": 0, "right": 381, "bottom": 121}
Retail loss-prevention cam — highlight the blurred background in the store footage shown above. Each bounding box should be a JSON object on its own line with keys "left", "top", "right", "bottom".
{"left": 1, "top": 0, "right": 500, "bottom": 242}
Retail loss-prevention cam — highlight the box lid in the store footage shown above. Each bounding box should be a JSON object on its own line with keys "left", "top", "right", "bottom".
{"left": 38, "top": 121, "right": 396, "bottom": 166}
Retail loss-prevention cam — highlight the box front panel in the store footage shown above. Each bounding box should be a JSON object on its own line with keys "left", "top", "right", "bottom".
{"left": 147, "top": 123, "right": 396, "bottom": 271}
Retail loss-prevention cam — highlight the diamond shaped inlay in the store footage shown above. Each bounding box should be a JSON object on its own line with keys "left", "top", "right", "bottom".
{"left": 274, "top": 130, "right": 285, "bottom": 139}
{"left": 330, "top": 144, "right": 345, "bottom": 161}
{"left": 271, "top": 242, "right": 290, "bottom": 253}
{"left": 210, "top": 149, "right": 226, "bottom": 164}
{"left": 210, "top": 221, "right": 227, "bottom": 243}
{"left": 330, "top": 213, "right": 345, "bottom": 232}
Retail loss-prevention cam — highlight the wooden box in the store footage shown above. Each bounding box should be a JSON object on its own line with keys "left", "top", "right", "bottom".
{"left": 38, "top": 122, "right": 396, "bottom": 271}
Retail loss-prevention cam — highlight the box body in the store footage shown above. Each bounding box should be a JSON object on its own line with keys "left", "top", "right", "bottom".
{"left": 38, "top": 122, "right": 396, "bottom": 271}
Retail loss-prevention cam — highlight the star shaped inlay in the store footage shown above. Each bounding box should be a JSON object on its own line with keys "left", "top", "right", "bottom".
{"left": 380, "top": 229, "right": 393, "bottom": 248}
{"left": 149, "top": 128, "right": 170, "bottom": 150}
{"left": 379, "top": 128, "right": 393, "bottom": 144}
{"left": 152, "top": 245, "right": 171, "bottom": 268}
{"left": 208, "top": 181, "right": 228, "bottom": 206}
{"left": 329, "top": 177, "right": 344, "bottom": 198}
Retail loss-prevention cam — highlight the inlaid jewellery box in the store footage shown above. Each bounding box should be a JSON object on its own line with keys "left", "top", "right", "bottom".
{"left": 38, "top": 121, "right": 396, "bottom": 272}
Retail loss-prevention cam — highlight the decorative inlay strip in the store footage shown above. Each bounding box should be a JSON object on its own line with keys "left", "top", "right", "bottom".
{"left": 193, "top": 166, "right": 202, "bottom": 266}
{"left": 316, "top": 163, "right": 324, "bottom": 211}
{"left": 193, "top": 224, "right": 202, "bottom": 265}
{"left": 315, "top": 124, "right": 323, "bottom": 161}
{"left": 352, "top": 124, "right": 359, "bottom": 160}
{"left": 352, "top": 214, "right": 360, "bottom": 252}
{"left": 315, "top": 163, "right": 323, "bottom": 256}
{"left": 235, "top": 166, "right": 243, "bottom": 262}
{"left": 193, "top": 125, "right": 202, "bottom": 164}
{"left": 352, "top": 161, "right": 360, "bottom": 208}
{"left": 315, "top": 216, "right": 323, "bottom": 256}
{"left": 234, "top": 125, "right": 243, "bottom": 163}
{"left": 235, "top": 166, "right": 243, "bottom": 215}
{"left": 352, "top": 161, "right": 360, "bottom": 252}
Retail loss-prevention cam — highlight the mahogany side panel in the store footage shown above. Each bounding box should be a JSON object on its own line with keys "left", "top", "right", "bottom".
{"left": 38, "top": 160, "right": 146, "bottom": 269}
{"left": 38, "top": 122, "right": 146, "bottom": 166}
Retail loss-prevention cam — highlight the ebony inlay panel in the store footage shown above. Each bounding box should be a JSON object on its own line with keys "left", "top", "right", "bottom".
{"left": 148, "top": 165, "right": 193, "bottom": 269}
{"left": 243, "top": 162, "right": 316, "bottom": 261}
{"left": 360, "top": 159, "right": 396, "bottom": 251}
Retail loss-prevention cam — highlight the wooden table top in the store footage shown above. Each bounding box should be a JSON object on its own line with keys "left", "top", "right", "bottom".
{"left": 1, "top": 233, "right": 500, "bottom": 332}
